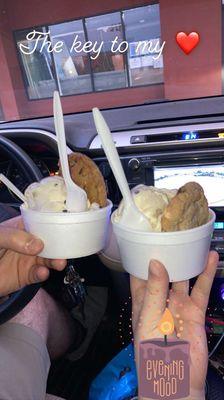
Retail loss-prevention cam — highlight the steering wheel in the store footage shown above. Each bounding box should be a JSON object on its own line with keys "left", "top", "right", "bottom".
{"left": 0, "top": 135, "right": 44, "bottom": 324}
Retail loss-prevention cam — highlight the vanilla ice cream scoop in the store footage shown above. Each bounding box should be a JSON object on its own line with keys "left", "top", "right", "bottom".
{"left": 25, "top": 176, "right": 68, "bottom": 212}
{"left": 24, "top": 176, "right": 99, "bottom": 212}
{"left": 114, "top": 184, "right": 177, "bottom": 231}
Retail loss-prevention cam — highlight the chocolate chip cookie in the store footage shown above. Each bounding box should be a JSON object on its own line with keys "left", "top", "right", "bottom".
{"left": 59, "top": 152, "right": 107, "bottom": 208}
{"left": 161, "top": 182, "right": 209, "bottom": 232}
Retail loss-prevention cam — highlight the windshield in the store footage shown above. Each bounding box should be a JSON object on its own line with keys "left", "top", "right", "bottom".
{"left": 0, "top": 0, "right": 222, "bottom": 122}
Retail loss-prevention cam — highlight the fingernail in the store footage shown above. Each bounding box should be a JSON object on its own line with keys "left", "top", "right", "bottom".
{"left": 25, "top": 238, "right": 43, "bottom": 253}
{"left": 149, "top": 259, "right": 161, "bottom": 277}
{"left": 34, "top": 272, "right": 41, "bottom": 282}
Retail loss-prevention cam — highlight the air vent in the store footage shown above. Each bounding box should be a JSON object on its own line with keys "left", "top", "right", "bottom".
{"left": 130, "top": 129, "right": 223, "bottom": 144}
{"left": 89, "top": 122, "right": 224, "bottom": 150}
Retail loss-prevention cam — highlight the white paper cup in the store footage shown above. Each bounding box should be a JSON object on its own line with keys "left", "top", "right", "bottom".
{"left": 111, "top": 209, "right": 215, "bottom": 281}
{"left": 21, "top": 200, "right": 112, "bottom": 259}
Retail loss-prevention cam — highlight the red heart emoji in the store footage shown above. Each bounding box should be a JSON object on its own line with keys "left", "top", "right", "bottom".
{"left": 176, "top": 32, "right": 200, "bottom": 55}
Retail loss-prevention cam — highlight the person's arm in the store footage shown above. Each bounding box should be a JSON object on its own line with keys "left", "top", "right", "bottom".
{"left": 0, "top": 216, "right": 66, "bottom": 296}
{"left": 130, "top": 252, "right": 219, "bottom": 400}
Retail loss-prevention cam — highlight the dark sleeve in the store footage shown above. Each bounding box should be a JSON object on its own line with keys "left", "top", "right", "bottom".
{"left": 0, "top": 204, "right": 19, "bottom": 223}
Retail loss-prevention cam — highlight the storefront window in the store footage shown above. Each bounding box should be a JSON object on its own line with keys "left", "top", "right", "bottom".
{"left": 15, "top": 4, "right": 163, "bottom": 100}
{"left": 15, "top": 28, "right": 57, "bottom": 99}
{"left": 49, "top": 21, "right": 93, "bottom": 95}
{"left": 123, "top": 4, "right": 163, "bottom": 87}
{"left": 2, "top": 0, "right": 222, "bottom": 120}
{"left": 85, "top": 12, "right": 128, "bottom": 91}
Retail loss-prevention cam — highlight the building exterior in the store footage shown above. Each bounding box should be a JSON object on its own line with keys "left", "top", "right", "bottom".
{"left": 0, "top": 0, "right": 221, "bottom": 121}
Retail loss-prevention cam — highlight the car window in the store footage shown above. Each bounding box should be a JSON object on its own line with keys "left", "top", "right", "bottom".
{"left": 0, "top": 1, "right": 222, "bottom": 121}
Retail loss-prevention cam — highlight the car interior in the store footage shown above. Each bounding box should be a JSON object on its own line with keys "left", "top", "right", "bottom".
{"left": 0, "top": 1, "right": 224, "bottom": 399}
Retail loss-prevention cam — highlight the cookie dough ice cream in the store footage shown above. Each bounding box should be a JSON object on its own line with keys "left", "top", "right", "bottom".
{"left": 24, "top": 176, "right": 99, "bottom": 212}
{"left": 21, "top": 172, "right": 111, "bottom": 259}
{"left": 114, "top": 184, "right": 177, "bottom": 231}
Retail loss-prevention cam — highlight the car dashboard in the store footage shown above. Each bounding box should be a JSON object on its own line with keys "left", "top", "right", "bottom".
{"left": 1, "top": 98, "right": 224, "bottom": 259}
{"left": 0, "top": 97, "right": 224, "bottom": 386}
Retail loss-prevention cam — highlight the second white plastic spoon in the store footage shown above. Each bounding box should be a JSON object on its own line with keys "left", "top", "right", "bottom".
{"left": 0, "top": 173, "right": 26, "bottom": 203}
{"left": 92, "top": 107, "right": 151, "bottom": 231}
{"left": 53, "top": 91, "right": 87, "bottom": 212}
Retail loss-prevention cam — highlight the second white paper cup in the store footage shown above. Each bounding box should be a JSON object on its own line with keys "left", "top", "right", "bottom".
{"left": 21, "top": 200, "right": 112, "bottom": 259}
{"left": 112, "top": 209, "right": 215, "bottom": 281}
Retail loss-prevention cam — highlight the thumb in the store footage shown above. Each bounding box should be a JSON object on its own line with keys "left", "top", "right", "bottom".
{"left": 0, "top": 226, "right": 43, "bottom": 256}
{"left": 26, "top": 265, "right": 50, "bottom": 285}
{"left": 140, "top": 260, "right": 169, "bottom": 331}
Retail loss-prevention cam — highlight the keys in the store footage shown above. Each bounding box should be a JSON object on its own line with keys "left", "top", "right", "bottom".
{"left": 61, "top": 264, "right": 86, "bottom": 318}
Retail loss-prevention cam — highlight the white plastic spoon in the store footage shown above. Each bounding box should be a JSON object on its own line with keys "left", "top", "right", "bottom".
{"left": 0, "top": 173, "right": 26, "bottom": 203}
{"left": 92, "top": 108, "right": 151, "bottom": 231}
{"left": 53, "top": 91, "right": 87, "bottom": 212}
